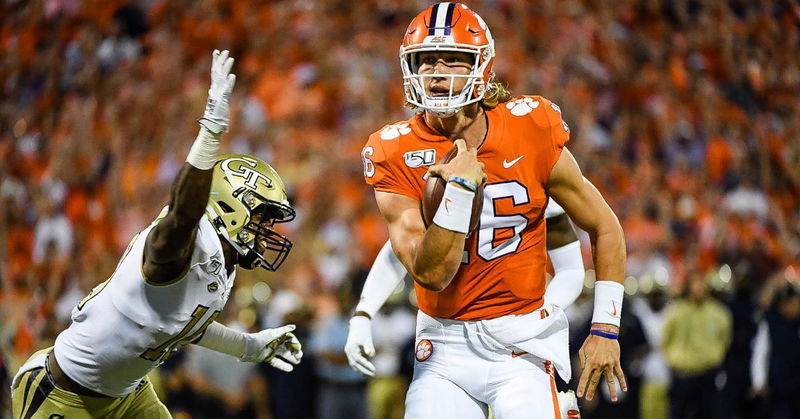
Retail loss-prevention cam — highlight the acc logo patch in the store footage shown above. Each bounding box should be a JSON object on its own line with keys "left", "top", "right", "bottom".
{"left": 205, "top": 259, "right": 223, "bottom": 275}
{"left": 415, "top": 339, "right": 433, "bottom": 362}
{"left": 380, "top": 123, "right": 411, "bottom": 140}
{"left": 505, "top": 97, "right": 539, "bottom": 117}
{"left": 404, "top": 149, "right": 436, "bottom": 168}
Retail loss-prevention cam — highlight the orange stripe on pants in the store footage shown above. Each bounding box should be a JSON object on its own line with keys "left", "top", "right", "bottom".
{"left": 545, "top": 360, "right": 561, "bottom": 419}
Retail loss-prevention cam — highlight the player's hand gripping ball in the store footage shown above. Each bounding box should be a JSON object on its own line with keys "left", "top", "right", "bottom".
{"left": 422, "top": 146, "right": 484, "bottom": 235}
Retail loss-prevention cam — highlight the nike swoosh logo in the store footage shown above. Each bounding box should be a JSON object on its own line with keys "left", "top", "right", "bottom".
{"left": 503, "top": 155, "right": 525, "bottom": 169}
{"left": 444, "top": 197, "right": 452, "bottom": 213}
{"left": 610, "top": 301, "right": 618, "bottom": 317}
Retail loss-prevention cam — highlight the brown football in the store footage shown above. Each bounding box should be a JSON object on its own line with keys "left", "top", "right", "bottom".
{"left": 421, "top": 147, "right": 484, "bottom": 234}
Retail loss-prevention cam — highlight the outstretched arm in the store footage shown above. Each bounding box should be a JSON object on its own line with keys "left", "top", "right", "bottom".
{"left": 143, "top": 50, "right": 235, "bottom": 284}
{"left": 345, "top": 240, "right": 408, "bottom": 376}
{"left": 195, "top": 322, "right": 302, "bottom": 372}
{"left": 547, "top": 147, "right": 627, "bottom": 402}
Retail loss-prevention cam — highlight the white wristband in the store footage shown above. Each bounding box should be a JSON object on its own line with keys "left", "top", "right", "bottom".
{"left": 186, "top": 127, "right": 221, "bottom": 170}
{"left": 432, "top": 183, "right": 475, "bottom": 234}
{"left": 591, "top": 280, "right": 624, "bottom": 327}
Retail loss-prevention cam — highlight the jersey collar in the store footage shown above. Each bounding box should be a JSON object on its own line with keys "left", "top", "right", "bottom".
{"left": 409, "top": 107, "right": 505, "bottom": 151}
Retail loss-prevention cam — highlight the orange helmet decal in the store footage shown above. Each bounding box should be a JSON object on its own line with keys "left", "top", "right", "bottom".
{"left": 400, "top": 3, "right": 496, "bottom": 117}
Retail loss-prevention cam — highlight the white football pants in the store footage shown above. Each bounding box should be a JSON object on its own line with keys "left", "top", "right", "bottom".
{"left": 404, "top": 306, "right": 570, "bottom": 419}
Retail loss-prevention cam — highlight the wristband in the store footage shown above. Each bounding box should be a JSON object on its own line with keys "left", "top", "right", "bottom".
{"left": 591, "top": 280, "right": 624, "bottom": 327}
{"left": 447, "top": 176, "right": 477, "bottom": 192}
{"left": 432, "top": 183, "right": 475, "bottom": 234}
{"left": 186, "top": 127, "right": 221, "bottom": 170}
{"left": 590, "top": 330, "right": 619, "bottom": 340}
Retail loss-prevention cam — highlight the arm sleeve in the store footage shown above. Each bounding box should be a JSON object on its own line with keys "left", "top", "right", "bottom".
{"left": 750, "top": 320, "right": 769, "bottom": 392}
{"left": 544, "top": 197, "right": 566, "bottom": 219}
{"left": 543, "top": 241, "right": 584, "bottom": 309}
{"left": 355, "top": 240, "right": 408, "bottom": 317}
{"left": 194, "top": 321, "right": 246, "bottom": 358}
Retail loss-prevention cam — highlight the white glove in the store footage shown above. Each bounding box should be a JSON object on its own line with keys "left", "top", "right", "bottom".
{"left": 557, "top": 390, "right": 581, "bottom": 418}
{"left": 345, "top": 316, "right": 376, "bottom": 376}
{"left": 241, "top": 324, "right": 303, "bottom": 372}
{"left": 199, "top": 49, "right": 236, "bottom": 135}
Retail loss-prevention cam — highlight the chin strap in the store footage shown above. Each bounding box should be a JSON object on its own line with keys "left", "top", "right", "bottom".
{"left": 206, "top": 206, "right": 260, "bottom": 269}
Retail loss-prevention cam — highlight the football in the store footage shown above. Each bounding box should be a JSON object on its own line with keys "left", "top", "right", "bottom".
{"left": 421, "top": 147, "right": 484, "bottom": 234}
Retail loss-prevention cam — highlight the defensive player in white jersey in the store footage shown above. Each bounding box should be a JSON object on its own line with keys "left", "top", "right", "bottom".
{"left": 345, "top": 198, "right": 585, "bottom": 416}
{"left": 11, "top": 50, "right": 303, "bottom": 418}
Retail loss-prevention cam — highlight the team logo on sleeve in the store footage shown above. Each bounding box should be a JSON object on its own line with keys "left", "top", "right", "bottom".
{"left": 415, "top": 339, "right": 433, "bottom": 362}
{"left": 380, "top": 123, "right": 411, "bottom": 140}
{"left": 404, "top": 149, "right": 436, "bottom": 168}
{"left": 505, "top": 97, "right": 539, "bottom": 116}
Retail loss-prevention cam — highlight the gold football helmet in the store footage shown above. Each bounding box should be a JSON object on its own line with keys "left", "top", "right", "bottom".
{"left": 208, "top": 154, "right": 295, "bottom": 271}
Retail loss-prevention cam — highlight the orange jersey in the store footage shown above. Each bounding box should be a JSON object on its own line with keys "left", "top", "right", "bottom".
{"left": 362, "top": 96, "right": 570, "bottom": 320}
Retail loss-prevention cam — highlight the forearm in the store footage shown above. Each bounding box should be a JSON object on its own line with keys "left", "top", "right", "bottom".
{"left": 588, "top": 218, "right": 626, "bottom": 286}
{"left": 409, "top": 182, "right": 475, "bottom": 290}
{"left": 581, "top": 212, "right": 626, "bottom": 329}
{"left": 356, "top": 241, "right": 407, "bottom": 316}
{"left": 408, "top": 224, "right": 466, "bottom": 291}
{"left": 144, "top": 128, "right": 219, "bottom": 270}
{"left": 168, "top": 170, "right": 210, "bottom": 225}
{"left": 195, "top": 321, "right": 246, "bottom": 358}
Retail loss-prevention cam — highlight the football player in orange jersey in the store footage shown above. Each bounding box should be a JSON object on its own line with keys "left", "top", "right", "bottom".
{"left": 346, "top": 198, "right": 585, "bottom": 417}
{"left": 360, "top": 3, "right": 626, "bottom": 418}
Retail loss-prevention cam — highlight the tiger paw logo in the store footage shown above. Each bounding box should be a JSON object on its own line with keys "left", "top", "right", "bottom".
{"left": 415, "top": 339, "right": 433, "bottom": 362}
{"left": 380, "top": 123, "right": 411, "bottom": 140}
{"left": 505, "top": 97, "right": 539, "bottom": 116}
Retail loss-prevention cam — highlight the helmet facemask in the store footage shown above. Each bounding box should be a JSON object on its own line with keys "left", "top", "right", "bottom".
{"left": 401, "top": 45, "right": 492, "bottom": 117}
{"left": 231, "top": 199, "right": 294, "bottom": 271}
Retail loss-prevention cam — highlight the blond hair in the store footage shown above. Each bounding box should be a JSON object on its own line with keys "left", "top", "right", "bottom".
{"left": 480, "top": 82, "right": 513, "bottom": 109}
{"left": 404, "top": 81, "right": 513, "bottom": 111}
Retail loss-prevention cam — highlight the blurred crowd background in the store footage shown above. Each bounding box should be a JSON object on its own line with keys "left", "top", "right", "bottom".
{"left": 1, "top": 0, "right": 799, "bottom": 418}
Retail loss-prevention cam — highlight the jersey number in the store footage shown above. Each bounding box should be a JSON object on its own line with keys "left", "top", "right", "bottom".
{"left": 476, "top": 181, "right": 530, "bottom": 261}
{"left": 139, "top": 305, "right": 220, "bottom": 363}
{"left": 362, "top": 146, "right": 375, "bottom": 178}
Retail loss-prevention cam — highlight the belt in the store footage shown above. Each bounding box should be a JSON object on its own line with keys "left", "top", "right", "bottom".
{"left": 46, "top": 351, "right": 112, "bottom": 398}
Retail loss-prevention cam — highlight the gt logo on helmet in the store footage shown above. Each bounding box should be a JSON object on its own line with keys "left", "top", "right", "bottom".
{"left": 221, "top": 157, "right": 274, "bottom": 190}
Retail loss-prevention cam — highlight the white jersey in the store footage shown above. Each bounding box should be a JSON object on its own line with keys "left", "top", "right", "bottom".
{"left": 54, "top": 213, "right": 235, "bottom": 397}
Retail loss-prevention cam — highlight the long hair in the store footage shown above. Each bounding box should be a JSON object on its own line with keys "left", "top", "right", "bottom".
{"left": 404, "top": 80, "right": 514, "bottom": 111}
{"left": 480, "top": 81, "right": 513, "bottom": 109}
